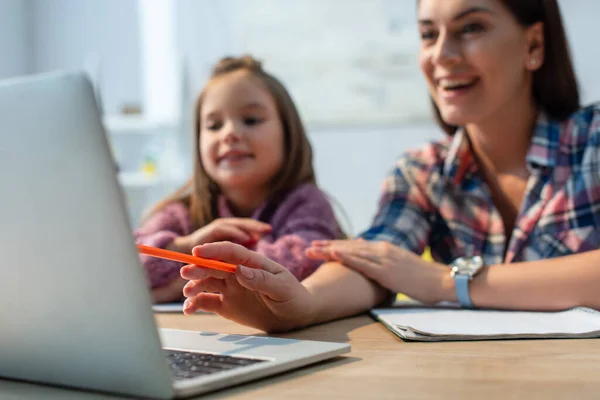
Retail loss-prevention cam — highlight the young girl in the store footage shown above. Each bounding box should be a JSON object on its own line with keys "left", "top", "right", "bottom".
{"left": 180, "top": 0, "right": 600, "bottom": 332}
{"left": 135, "top": 56, "right": 341, "bottom": 303}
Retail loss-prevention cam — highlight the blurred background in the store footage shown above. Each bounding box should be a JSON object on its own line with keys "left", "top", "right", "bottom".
{"left": 1, "top": 0, "right": 598, "bottom": 235}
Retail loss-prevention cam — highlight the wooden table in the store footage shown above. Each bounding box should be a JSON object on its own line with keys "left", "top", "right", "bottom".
{"left": 2, "top": 313, "right": 599, "bottom": 399}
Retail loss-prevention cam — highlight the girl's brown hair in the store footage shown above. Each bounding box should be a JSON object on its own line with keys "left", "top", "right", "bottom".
{"left": 426, "top": 0, "right": 580, "bottom": 135}
{"left": 146, "top": 55, "right": 316, "bottom": 230}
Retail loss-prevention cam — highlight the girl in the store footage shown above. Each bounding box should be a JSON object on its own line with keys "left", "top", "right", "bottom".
{"left": 180, "top": 0, "right": 600, "bottom": 332}
{"left": 135, "top": 56, "right": 341, "bottom": 303}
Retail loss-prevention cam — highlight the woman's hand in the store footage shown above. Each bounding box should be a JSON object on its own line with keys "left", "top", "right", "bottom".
{"left": 180, "top": 242, "right": 316, "bottom": 332}
{"left": 306, "top": 239, "right": 451, "bottom": 304}
{"left": 169, "top": 219, "right": 272, "bottom": 254}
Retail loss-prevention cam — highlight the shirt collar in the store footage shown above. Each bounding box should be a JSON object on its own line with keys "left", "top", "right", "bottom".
{"left": 443, "top": 128, "right": 474, "bottom": 184}
{"left": 525, "top": 112, "right": 560, "bottom": 169}
{"left": 442, "top": 112, "right": 560, "bottom": 181}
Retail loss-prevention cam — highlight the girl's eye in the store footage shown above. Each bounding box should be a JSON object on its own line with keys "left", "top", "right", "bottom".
{"left": 206, "top": 121, "right": 222, "bottom": 131}
{"left": 244, "top": 116, "right": 263, "bottom": 126}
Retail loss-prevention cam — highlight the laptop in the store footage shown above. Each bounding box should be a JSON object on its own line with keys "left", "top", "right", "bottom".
{"left": 0, "top": 72, "right": 350, "bottom": 399}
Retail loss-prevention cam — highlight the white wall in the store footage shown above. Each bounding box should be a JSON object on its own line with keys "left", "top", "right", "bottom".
{"left": 175, "top": 0, "right": 239, "bottom": 117}
{"left": 310, "top": 123, "right": 440, "bottom": 235}
{"left": 138, "top": 0, "right": 181, "bottom": 122}
{"left": 0, "top": 0, "right": 31, "bottom": 79}
{"left": 16, "top": 0, "right": 600, "bottom": 116}
{"left": 558, "top": 0, "right": 600, "bottom": 104}
{"left": 29, "top": 0, "right": 142, "bottom": 115}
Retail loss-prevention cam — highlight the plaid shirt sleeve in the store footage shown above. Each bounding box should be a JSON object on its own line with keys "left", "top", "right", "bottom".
{"left": 358, "top": 150, "right": 437, "bottom": 255}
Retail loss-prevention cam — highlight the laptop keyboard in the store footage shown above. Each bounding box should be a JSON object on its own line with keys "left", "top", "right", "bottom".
{"left": 165, "top": 349, "right": 267, "bottom": 381}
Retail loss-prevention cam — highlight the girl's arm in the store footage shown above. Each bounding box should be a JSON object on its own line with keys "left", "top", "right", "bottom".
{"left": 255, "top": 185, "right": 342, "bottom": 280}
{"left": 134, "top": 202, "right": 192, "bottom": 289}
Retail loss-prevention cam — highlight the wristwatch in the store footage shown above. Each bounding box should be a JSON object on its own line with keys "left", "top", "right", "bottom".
{"left": 450, "top": 255, "right": 484, "bottom": 308}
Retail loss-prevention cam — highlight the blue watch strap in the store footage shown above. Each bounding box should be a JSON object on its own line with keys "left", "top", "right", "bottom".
{"left": 454, "top": 274, "right": 474, "bottom": 308}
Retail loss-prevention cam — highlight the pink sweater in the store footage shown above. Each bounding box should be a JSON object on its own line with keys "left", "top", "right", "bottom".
{"left": 135, "top": 184, "right": 340, "bottom": 288}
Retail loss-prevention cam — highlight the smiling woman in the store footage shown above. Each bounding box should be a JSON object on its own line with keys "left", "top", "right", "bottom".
{"left": 418, "top": 0, "right": 579, "bottom": 135}
{"left": 177, "top": 0, "right": 600, "bottom": 333}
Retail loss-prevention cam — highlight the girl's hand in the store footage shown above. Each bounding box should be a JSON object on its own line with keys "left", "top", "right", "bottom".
{"left": 306, "top": 239, "right": 450, "bottom": 304}
{"left": 180, "top": 242, "right": 316, "bottom": 332}
{"left": 151, "top": 276, "right": 187, "bottom": 304}
{"left": 171, "top": 219, "right": 272, "bottom": 254}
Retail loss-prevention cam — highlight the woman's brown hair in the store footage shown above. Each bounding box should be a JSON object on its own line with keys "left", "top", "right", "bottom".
{"left": 427, "top": 0, "right": 580, "bottom": 135}
{"left": 145, "top": 56, "right": 316, "bottom": 230}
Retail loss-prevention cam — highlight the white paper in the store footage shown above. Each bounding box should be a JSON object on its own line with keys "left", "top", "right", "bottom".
{"left": 371, "top": 307, "right": 600, "bottom": 341}
{"left": 152, "top": 303, "right": 210, "bottom": 314}
{"left": 152, "top": 302, "right": 185, "bottom": 313}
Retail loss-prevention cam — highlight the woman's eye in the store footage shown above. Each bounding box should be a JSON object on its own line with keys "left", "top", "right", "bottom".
{"left": 244, "top": 116, "right": 263, "bottom": 126}
{"left": 420, "top": 30, "right": 437, "bottom": 42}
{"left": 461, "top": 23, "right": 484, "bottom": 35}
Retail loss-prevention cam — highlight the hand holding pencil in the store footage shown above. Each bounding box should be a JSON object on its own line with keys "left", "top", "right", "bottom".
{"left": 179, "top": 242, "right": 316, "bottom": 332}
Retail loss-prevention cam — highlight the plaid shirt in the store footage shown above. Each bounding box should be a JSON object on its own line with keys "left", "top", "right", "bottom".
{"left": 360, "top": 104, "right": 600, "bottom": 266}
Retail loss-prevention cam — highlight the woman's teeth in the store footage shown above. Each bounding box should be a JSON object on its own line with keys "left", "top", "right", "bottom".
{"left": 440, "top": 78, "right": 477, "bottom": 90}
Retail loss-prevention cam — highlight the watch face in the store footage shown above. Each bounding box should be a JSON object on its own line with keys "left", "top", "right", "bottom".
{"left": 451, "top": 256, "right": 484, "bottom": 277}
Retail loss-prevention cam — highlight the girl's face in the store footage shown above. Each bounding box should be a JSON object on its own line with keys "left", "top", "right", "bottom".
{"left": 418, "top": 0, "right": 544, "bottom": 126}
{"left": 199, "top": 70, "right": 285, "bottom": 194}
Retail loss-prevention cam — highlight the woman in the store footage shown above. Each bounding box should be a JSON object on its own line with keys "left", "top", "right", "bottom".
{"left": 179, "top": 0, "right": 600, "bottom": 332}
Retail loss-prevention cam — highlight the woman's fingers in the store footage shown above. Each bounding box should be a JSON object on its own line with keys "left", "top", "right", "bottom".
{"left": 203, "top": 242, "right": 298, "bottom": 301}
{"left": 308, "top": 239, "right": 385, "bottom": 280}
{"left": 305, "top": 246, "right": 337, "bottom": 261}
{"left": 306, "top": 239, "right": 369, "bottom": 260}
{"left": 233, "top": 266, "right": 295, "bottom": 302}
{"left": 180, "top": 264, "right": 233, "bottom": 280}
{"left": 194, "top": 242, "right": 286, "bottom": 274}
{"left": 182, "top": 242, "right": 296, "bottom": 303}
{"left": 332, "top": 250, "right": 382, "bottom": 281}
{"left": 183, "top": 277, "right": 228, "bottom": 297}
{"left": 183, "top": 293, "right": 223, "bottom": 315}
{"left": 309, "top": 239, "right": 363, "bottom": 250}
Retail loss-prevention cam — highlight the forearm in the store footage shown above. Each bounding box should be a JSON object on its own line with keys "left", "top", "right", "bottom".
{"left": 303, "top": 261, "right": 390, "bottom": 325}
{"left": 135, "top": 231, "right": 185, "bottom": 288}
{"left": 256, "top": 233, "right": 327, "bottom": 281}
{"left": 136, "top": 201, "right": 193, "bottom": 255}
{"left": 470, "top": 251, "right": 600, "bottom": 310}
{"left": 432, "top": 250, "right": 600, "bottom": 310}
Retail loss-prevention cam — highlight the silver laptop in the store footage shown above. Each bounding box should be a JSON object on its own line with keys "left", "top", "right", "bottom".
{"left": 0, "top": 72, "right": 349, "bottom": 399}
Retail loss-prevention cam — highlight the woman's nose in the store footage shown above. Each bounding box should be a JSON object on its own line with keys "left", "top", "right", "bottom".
{"left": 431, "top": 31, "right": 462, "bottom": 67}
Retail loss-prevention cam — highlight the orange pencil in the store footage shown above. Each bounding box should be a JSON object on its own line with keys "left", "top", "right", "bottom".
{"left": 136, "top": 244, "right": 237, "bottom": 274}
